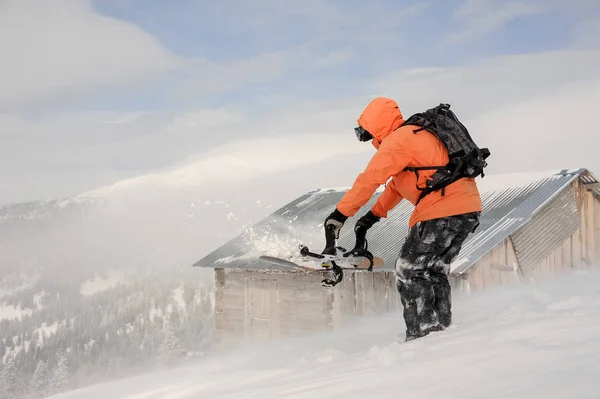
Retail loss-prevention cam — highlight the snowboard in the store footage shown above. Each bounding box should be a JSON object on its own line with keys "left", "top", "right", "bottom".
{"left": 259, "top": 245, "right": 384, "bottom": 288}
{"left": 258, "top": 224, "right": 384, "bottom": 287}
{"left": 259, "top": 244, "right": 385, "bottom": 271}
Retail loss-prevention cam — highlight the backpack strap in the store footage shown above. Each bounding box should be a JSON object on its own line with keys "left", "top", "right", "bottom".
{"left": 404, "top": 165, "right": 451, "bottom": 204}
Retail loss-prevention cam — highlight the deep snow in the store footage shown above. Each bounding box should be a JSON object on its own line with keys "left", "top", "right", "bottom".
{"left": 51, "top": 269, "right": 600, "bottom": 399}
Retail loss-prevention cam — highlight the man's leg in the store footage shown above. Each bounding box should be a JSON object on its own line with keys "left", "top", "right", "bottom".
{"left": 395, "top": 266, "right": 437, "bottom": 339}
{"left": 429, "top": 267, "right": 452, "bottom": 328}
{"left": 395, "top": 212, "right": 480, "bottom": 339}
{"left": 429, "top": 212, "right": 481, "bottom": 328}
{"left": 395, "top": 221, "right": 440, "bottom": 340}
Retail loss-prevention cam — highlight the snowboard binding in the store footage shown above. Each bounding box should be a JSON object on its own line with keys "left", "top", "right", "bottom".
{"left": 299, "top": 224, "right": 375, "bottom": 287}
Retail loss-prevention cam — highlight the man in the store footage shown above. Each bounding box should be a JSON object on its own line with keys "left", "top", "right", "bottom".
{"left": 324, "top": 97, "right": 482, "bottom": 341}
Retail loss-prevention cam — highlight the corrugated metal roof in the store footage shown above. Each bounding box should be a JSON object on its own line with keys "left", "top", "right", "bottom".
{"left": 193, "top": 168, "right": 598, "bottom": 275}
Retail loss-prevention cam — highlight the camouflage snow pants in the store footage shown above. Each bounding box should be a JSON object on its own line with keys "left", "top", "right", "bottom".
{"left": 395, "top": 212, "right": 480, "bottom": 341}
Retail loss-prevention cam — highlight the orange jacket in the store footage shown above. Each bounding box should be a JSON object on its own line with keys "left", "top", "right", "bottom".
{"left": 336, "top": 97, "right": 482, "bottom": 228}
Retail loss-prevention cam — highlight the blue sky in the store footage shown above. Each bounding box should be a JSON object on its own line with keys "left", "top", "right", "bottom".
{"left": 0, "top": 0, "right": 599, "bottom": 204}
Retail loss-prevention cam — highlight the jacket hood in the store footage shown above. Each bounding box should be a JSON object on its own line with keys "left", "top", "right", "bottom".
{"left": 357, "top": 97, "right": 404, "bottom": 147}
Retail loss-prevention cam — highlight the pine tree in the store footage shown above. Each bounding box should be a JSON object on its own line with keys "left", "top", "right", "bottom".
{"left": 169, "top": 303, "right": 182, "bottom": 331}
{"left": 49, "top": 351, "right": 69, "bottom": 395}
{"left": 182, "top": 285, "right": 196, "bottom": 308}
{"left": 0, "top": 356, "right": 18, "bottom": 399}
{"left": 29, "top": 360, "right": 50, "bottom": 398}
{"left": 158, "top": 324, "right": 183, "bottom": 366}
{"left": 141, "top": 321, "right": 160, "bottom": 358}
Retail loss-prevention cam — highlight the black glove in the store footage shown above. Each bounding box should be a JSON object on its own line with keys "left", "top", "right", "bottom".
{"left": 324, "top": 208, "right": 348, "bottom": 238}
{"left": 355, "top": 210, "right": 381, "bottom": 232}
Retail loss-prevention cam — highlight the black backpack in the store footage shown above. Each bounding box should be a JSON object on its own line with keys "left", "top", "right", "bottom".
{"left": 401, "top": 103, "right": 490, "bottom": 204}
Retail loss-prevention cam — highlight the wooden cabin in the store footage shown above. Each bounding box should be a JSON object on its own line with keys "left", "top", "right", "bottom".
{"left": 193, "top": 168, "right": 600, "bottom": 345}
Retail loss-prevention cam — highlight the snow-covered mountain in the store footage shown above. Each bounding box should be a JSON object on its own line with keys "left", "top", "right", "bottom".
{"left": 0, "top": 197, "right": 106, "bottom": 224}
{"left": 47, "top": 268, "right": 600, "bottom": 399}
{"left": 0, "top": 192, "right": 218, "bottom": 397}
{"left": 0, "top": 189, "right": 223, "bottom": 397}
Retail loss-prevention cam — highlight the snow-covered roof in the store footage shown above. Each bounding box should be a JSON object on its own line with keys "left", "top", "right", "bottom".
{"left": 193, "top": 168, "right": 600, "bottom": 274}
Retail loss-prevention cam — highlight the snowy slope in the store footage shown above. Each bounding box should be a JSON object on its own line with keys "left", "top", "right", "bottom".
{"left": 50, "top": 269, "right": 600, "bottom": 399}
{"left": 0, "top": 197, "right": 105, "bottom": 223}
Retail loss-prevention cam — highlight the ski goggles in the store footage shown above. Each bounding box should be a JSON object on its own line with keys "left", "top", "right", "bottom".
{"left": 354, "top": 126, "right": 373, "bottom": 142}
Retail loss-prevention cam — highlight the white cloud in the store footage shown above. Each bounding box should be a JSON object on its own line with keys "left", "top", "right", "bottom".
{"left": 314, "top": 50, "right": 354, "bottom": 68}
{"left": 368, "top": 49, "right": 600, "bottom": 119}
{"left": 172, "top": 51, "right": 293, "bottom": 100}
{"left": 574, "top": 19, "right": 600, "bottom": 49}
{"left": 0, "top": 0, "right": 179, "bottom": 109}
{"left": 467, "top": 79, "right": 600, "bottom": 175}
{"left": 172, "top": 108, "right": 245, "bottom": 130}
{"left": 103, "top": 112, "right": 148, "bottom": 125}
{"left": 0, "top": 0, "right": 363, "bottom": 109}
{"left": 448, "top": 0, "right": 600, "bottom": 46}
{"left": 569, "top": 2, "right": 600, "bottom": 50}
{"left": 0, "top": 105, "right": 250, "bottom": 203}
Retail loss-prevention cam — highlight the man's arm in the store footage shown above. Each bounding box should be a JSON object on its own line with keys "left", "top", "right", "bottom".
{"left": 371, "top": 179, "right": 403, "bottom": 218}
{"left": 336, "top": 136, "right": 412, "bottom": 217}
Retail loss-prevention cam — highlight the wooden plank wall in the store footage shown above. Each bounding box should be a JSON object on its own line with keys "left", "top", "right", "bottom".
{"left": 452, "top": 238, "right": 521, "bottom": 293}
{"left": 596, "top": 192, "right": 600, "bottom": 260}
{"left": 573, "top": 181, "right": 588, "bottom": 269}
{"left": 331, "top": 271, "right": 358, "bottom": 329}
{"left": 214, "top": 269, "right": 333, "bottom": 346}
{"left": 331, "top": 270, "right": 400, "bottom": 328}
{"left": 573, "top": 182, "right": 597, "bottom": 268}
{"left": 244, "top": 277, "right": 280, "bottom": 341}
{"left": 525, "top": 189, "right": 600, "bottom": 280}
{"left": 355, "top": 271, "right": 376, "bottom": 316}
{"left": 584, "top": 188, "right": 597, "bottom": 266}
{"left": 376, "top": 272, "right": 400, "bottom": 314}
{"left": 215, "top": 267, "right": 404, "bottom": 346}
{"left": 526, "top": 234, "right": 577, "bottom": 281}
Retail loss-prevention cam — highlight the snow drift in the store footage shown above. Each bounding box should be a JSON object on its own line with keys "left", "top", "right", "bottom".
{"left": 50, "top": 268, "right": 600, "bottom": 399}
